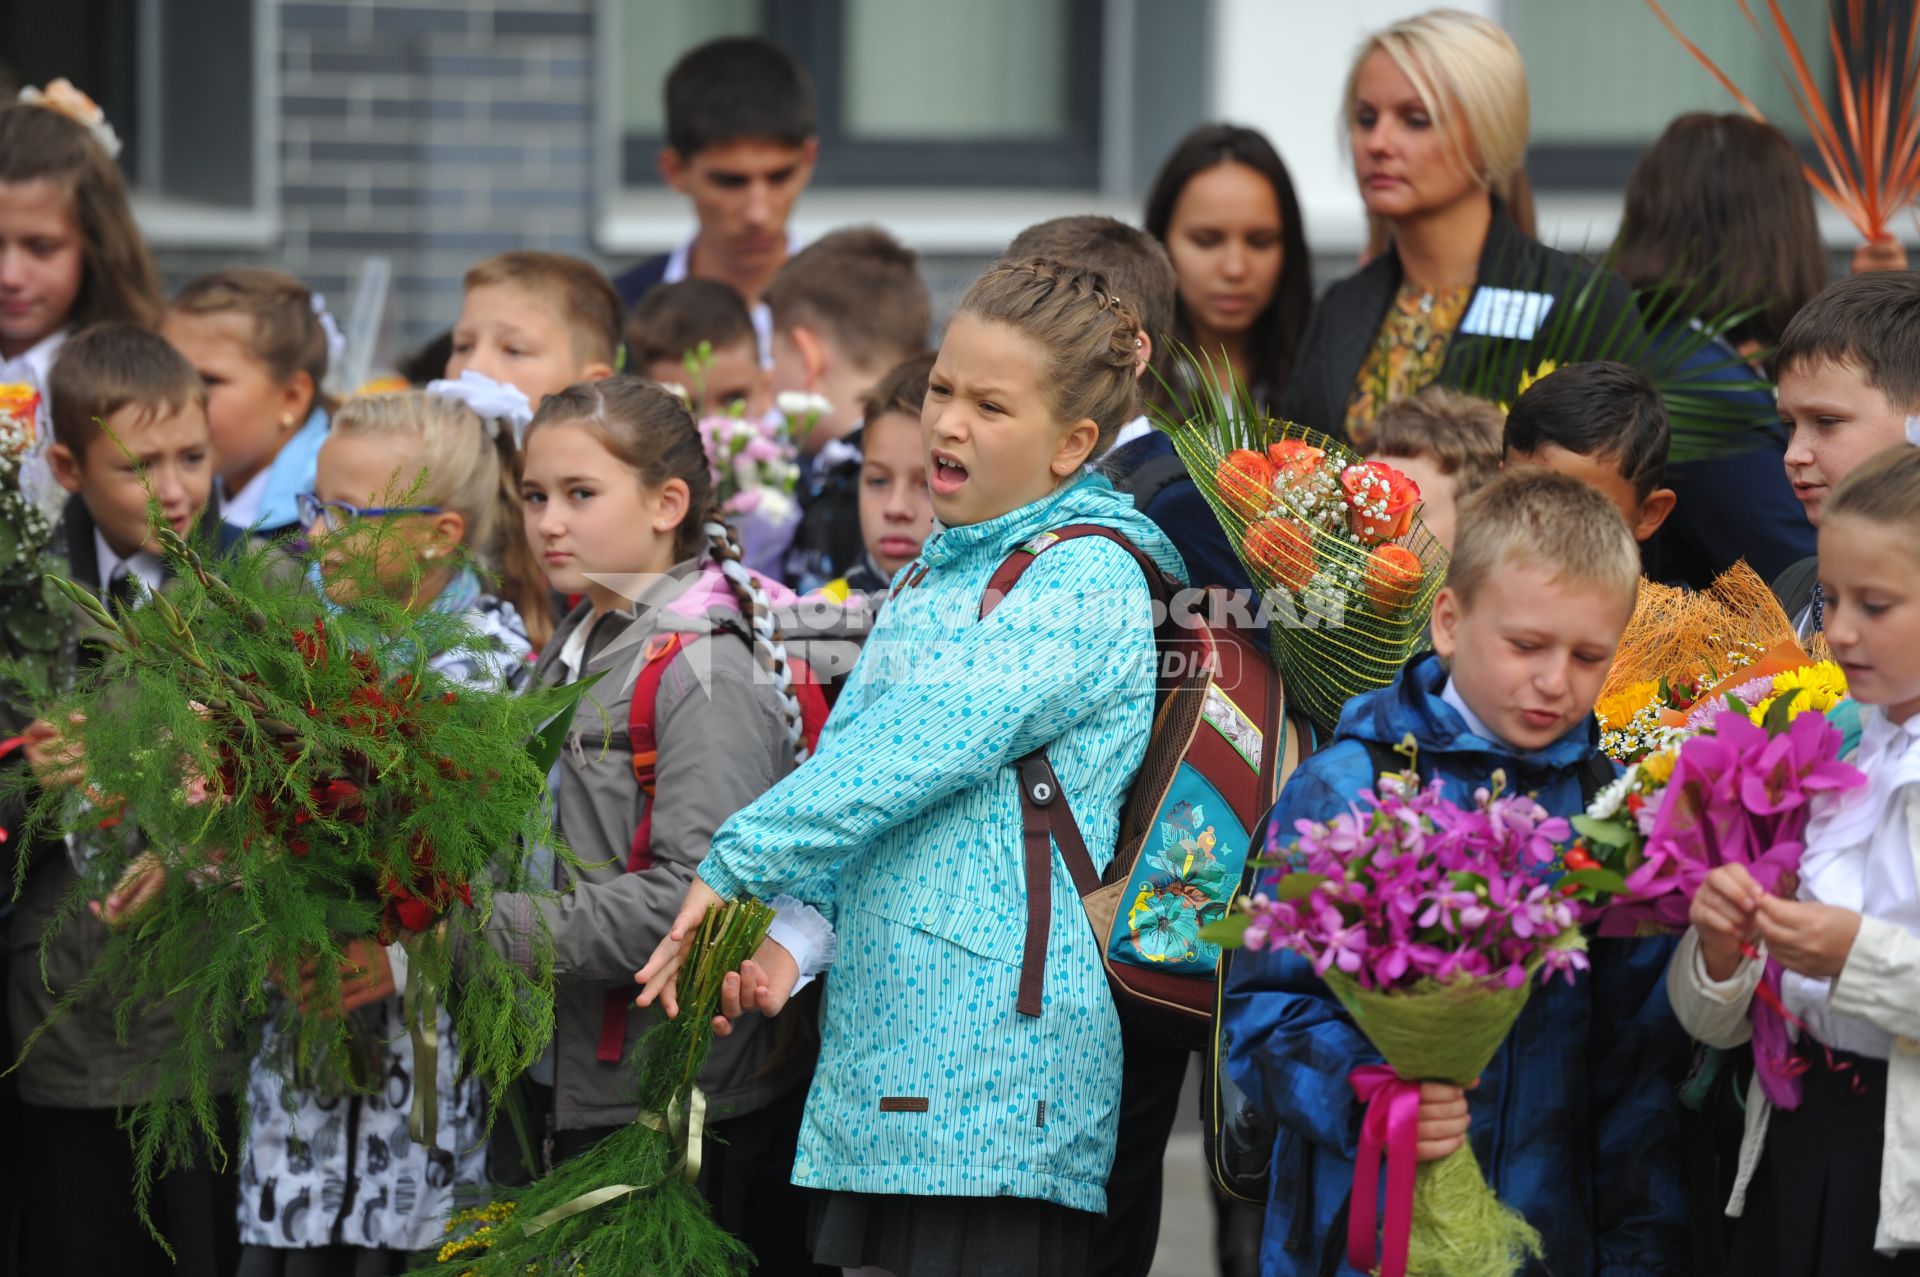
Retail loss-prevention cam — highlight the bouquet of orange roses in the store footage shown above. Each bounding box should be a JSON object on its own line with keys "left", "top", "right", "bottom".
{"left": 1156, "top": 374, "right": 1445, "bottom": 727}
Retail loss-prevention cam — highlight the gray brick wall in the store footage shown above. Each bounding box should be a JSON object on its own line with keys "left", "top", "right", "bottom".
{"left": 153, "top": 0, "right": 604, "bottom": 375}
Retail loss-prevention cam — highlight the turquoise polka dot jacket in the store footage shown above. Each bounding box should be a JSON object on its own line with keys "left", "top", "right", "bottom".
{"left": 700, "top": 472, "right": 1186, "bottom": 1213}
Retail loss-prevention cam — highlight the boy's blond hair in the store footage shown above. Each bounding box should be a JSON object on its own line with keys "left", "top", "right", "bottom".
{"left": 463, "top": 251, "right": 623, "bottom": 367}
{"left": 1357, "top": 386, "right": 1505, "bottom": 496}
{"left": 1447, "top": 469, "right": 1639, "bottom": 608}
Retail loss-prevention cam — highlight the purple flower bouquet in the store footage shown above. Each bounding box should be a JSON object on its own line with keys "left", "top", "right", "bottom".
{"left": 1600, "top": 706, "right": 1864, "bottom": 1106}
{"left": 1212, "top": 744, "right": 1589, "bottom": 1277}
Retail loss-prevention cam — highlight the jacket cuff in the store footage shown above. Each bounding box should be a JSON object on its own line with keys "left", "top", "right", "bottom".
{"left": 698, "top": 855, "right": 746, "bottom": 902}
{"left": 1687, "top": 933, "right": 1762, "bottom": 1003}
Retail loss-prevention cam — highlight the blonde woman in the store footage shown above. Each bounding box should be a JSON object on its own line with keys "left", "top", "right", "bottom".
{"left": 1282, "top": 8, "right": 1640, "bottom": 443}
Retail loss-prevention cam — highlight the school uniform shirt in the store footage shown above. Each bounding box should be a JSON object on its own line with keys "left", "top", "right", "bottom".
{"left": 1669, "top": 711, "right": 1920, "bottom": 1254}
{"left": 222, "top": 405, "right": 330, "bottom": 538}
{"left": 1225, "top": 652, "right": 1692, "bottom": 1276}
{"left": 236, "top": 578, "right": 532, "bottom": 1253}
{"left": 699, "top": 473, "right": 1185, "bottom": 1214}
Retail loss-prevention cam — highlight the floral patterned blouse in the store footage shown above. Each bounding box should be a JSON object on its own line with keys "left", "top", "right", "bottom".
{"left": 1344, "top": 281, "right": 1473, "bottom": 438}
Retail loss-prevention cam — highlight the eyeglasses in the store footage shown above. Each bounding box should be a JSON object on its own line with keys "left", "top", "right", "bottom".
{"left": 296, "top": 492, "right": 444, "bottom": 533}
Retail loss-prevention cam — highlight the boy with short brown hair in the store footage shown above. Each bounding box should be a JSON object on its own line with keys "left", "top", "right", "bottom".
{"left": 1768, "top": 271, "right": 1920, "bottom": 633}
{"left": 15, "top": 322, "right": 239, "bottom": 1276}
{"left": 764, "top": 225, "right": 930, "bottom": 454}
{"left": 1360, "top": 385, "right": 1505, "bottom": 550}
{"left": 626, "top": 278, "right": 769, "bottom": 419}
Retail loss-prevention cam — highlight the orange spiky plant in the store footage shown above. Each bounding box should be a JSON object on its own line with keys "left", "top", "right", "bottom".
{"left": 1646, "top": 0, "right": 1920, "bottom": 241}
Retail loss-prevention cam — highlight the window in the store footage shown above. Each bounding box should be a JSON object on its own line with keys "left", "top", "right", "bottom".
{"left": 0, "top": 0, "right": 276, "bottom": 242}
{"left": 616, "top": 0, "right": 1106, "bottom": 190}
{"left": 1512, "top": 0, "right": 1832, "bottom": 188}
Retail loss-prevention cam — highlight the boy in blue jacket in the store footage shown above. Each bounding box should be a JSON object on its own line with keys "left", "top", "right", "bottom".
{"left": 1224, "top": 470, "right": 1693, "bottom": 1276}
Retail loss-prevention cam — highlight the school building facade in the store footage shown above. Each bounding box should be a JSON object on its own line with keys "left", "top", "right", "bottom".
{"left": 0, "top": 0, "right": 1865, "bottom": 379}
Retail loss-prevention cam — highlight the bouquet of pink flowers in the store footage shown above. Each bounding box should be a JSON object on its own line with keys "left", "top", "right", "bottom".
{"left": 1571, "top": 702, "right": 1864, "bottom": 1106}
{"left": 1211, "top": 745, "right": 1587, "bottom": 1277}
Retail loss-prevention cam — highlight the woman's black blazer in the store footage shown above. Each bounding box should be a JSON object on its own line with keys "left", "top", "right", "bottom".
{"left": 1281, "top": 201, "right": 1641, "bottom": 442}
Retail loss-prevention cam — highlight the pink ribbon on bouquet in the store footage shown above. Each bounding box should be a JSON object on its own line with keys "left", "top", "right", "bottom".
{"left": 1348, "top": 1064, "right": 1421, "bottom": 1277}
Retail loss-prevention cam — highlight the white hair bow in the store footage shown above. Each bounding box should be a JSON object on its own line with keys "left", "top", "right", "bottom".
{"left": 1908, "top": 414, "right": 1920, "bottom": 447}
{"left": 426, "top": 370, "right": 534, "bottom": 446}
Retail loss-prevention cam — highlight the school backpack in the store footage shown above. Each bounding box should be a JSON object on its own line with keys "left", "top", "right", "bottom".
{"left": 1202, "top": 739, "right": 1618, "bottom": 1205}
{"left": 593, "top": 618, "right": 830, "bottom": 1064}
{"left": 982, "top": 524, "right": 1302, "bottom": 1052}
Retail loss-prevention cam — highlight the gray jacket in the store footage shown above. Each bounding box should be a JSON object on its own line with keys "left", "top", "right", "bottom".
{"left": 480, "top": 560, "right": 805, "bottom": 1130}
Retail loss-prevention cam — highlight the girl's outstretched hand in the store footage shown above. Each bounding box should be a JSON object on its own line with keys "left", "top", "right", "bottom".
{"left": 634, "top": 877, "right": 725, "bottom": 1018}
{"left": 712, "top": 936, "right": 801, "bottom": 1038}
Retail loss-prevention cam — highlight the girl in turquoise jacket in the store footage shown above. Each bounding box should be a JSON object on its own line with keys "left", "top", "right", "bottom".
{"left": 640, "top": 259, "right": 1184, "bottom": 1276}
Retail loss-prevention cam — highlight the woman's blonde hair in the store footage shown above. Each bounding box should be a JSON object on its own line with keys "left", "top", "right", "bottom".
{"left": 331, "top": 391, "right": 554, "bottom": 647}
{"left": 1346, "top": 8, "right": 1530, "bottom": 210}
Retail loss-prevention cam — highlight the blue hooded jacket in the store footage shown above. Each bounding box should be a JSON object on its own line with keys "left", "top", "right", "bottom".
{"left": 1223, "top": 653, "right": 1692, "bottom": 1276}
{"left": 702, "top": 473, "right": 1185, "bottom": 1212}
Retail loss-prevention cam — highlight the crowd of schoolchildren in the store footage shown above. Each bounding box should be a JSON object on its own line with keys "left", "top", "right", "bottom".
{"left": 3, "top": 9, "right": 1920, "bottom": 1277}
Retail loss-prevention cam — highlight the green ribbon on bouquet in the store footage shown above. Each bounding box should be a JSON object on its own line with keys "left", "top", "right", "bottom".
{"left": 520, "top": 1087, "right": 708, "bottom": 1236}
{"left": 400, "top": 938, "right": 441, "bottom": 1151}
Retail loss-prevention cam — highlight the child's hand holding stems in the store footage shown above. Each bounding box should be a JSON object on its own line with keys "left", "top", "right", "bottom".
{"left": 635, "top": 878, "right": 801, "bottom": 1035}
{"left": 1690, "top": 863, "right": 1862, "bottom": 982}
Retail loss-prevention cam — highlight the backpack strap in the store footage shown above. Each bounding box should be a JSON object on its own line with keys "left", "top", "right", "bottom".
{"left": 1011, "top": 752, "right": 1103, "bottom": 1017}
{"left": 980, "top": 524, "right": 1174, "bottom": 1018}
{"left": 979, "top": 523, "right": 1178, "bottom": 621}
{"left": 1576, "top": 750, "right": 1616, "bottom": 808}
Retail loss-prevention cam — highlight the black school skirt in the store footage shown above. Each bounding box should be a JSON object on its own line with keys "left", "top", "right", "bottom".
{"left": 808, "top": 1191, "right": 1096, "bottom": 1277}
{"left": 1728, "top": 1037, "right": 1920, "bottom": 1275}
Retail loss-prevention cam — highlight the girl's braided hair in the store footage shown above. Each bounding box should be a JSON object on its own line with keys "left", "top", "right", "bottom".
{"left": 525, "top": 376, "right": 808, "bottom": 764}
{"left": 956, "top": 257, "right": 1144, "bottom": 458}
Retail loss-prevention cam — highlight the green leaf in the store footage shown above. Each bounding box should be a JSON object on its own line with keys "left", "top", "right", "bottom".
{"left": 1762, "top": 686, "right": 1805, "bottom": 735}
{"left": 1561, "top": 866, "right": 1630, "bottom": 895}
{"left": 526, "top": 670, "right": 604, "bottom": 775}
{"left": 1725, "top": 693, "right": 1749, "bottom": 717}
{"left": 1274, "top": 872, "right": 1327, "bottom": 902}
{"left": 0, "top": 517, "right": 18, "bottom": 572}
{"left": 1570, "top": 814, "right": 1632, "bottom": 847}
{"left": 1198, "top": 912, "right": 1252, "bottom": 946}
{"left": 6, "top": 598, "right": 62, "bottom": 652}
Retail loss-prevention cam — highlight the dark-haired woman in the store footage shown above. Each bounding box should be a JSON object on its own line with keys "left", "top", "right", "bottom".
{"left": 1617, "top": 112, "right": 1823, "bottom": 589}
{"left": 1144, "top": 123, "right": 1314, "bottom": 411}
{"left": 1281, "top": 9, "right": 1639, "bottom": 444}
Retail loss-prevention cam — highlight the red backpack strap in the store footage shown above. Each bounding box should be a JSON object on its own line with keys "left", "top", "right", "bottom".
{"left": 598, "top": 630, "right": 684, "bottom": 1065}
{"left": 624, "top": 632, "right": 685, "bottom": 873}
{"left": 979, "top": 523, "right": 1176, "bottom": 620}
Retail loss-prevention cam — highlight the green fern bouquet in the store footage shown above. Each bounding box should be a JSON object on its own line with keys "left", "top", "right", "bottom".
{"left": 10, "top": 522, "right": 586, "bottom": 1232}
